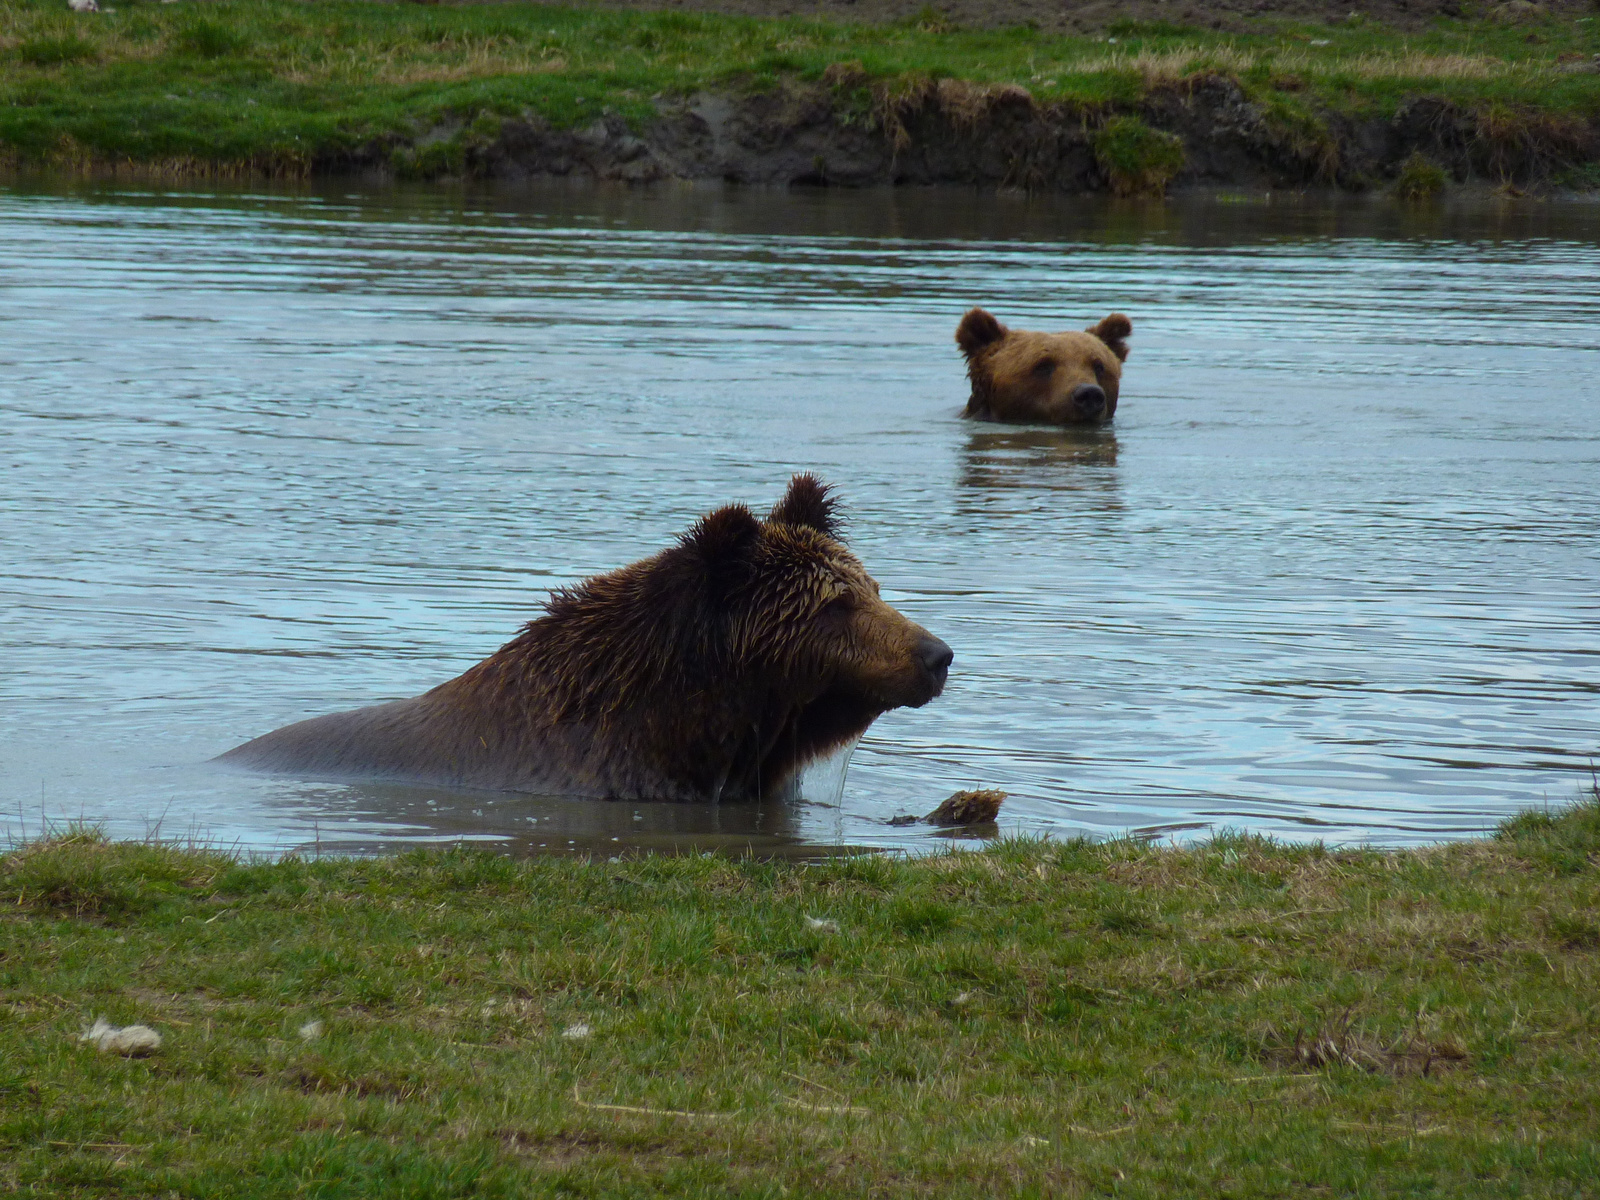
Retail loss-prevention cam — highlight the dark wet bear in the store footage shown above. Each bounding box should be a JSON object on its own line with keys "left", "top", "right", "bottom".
{"left": 217, "top": 476, "right": 952, "bottom": 802}
{"left": 956, "top": 307, "right": 1132, "bottom": 425}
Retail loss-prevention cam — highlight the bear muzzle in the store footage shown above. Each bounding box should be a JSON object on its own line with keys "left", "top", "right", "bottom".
{"left": 1069, "top": 383, "right": 1108, "bottom": 420}
{"left": 912, "top": 635, "right": 954, "bottom": 704}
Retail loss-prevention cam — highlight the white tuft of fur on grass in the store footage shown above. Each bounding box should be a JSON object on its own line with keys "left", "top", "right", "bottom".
{"left": 806, "top": 916, "right": 840, "bottom": 933}
{"left": 561, "top": 1022, "right": 592, "bottom": 1040}
{"left": 298, "top": 1020, "right": 324, "bottom": 1041}
{"left": 80, "top": 1018, "right": 161, "bottom": 1056}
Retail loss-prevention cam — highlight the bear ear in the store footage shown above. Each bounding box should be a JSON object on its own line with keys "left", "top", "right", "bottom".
{"left": 767, "top": 473, "right": 842, "bottom": 540}
{"left": 955, "top": 308, "right": 1007, "bottom": 360}
{"left": 1087, "top": 313, "right": 1132, "bottom": 362}
{"left": 682, "top": 504, "right": 762, "bottom": 594}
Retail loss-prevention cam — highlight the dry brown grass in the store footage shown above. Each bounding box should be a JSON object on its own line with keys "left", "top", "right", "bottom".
{"left": 1278, "top": 49, "right": 1552, "bottom": 81}
{"left": 1059, "top": 45, "right": 1257, "bottom": 85}
{"left": 1268, "top": 1007, "right": 1471, "bottom": 1077}
{"left": 0, "top": 137, "right": 309, "bottom": 181}
{"left": 277, "top": 44, "right": 570, "bottom": 87}
{"left": 1051, "top": 43, "right": 1553, "bottom": 86}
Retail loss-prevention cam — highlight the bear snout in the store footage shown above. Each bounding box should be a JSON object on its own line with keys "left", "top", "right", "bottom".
{"left": 916, "top": 635, "right": 954, "bottom": 699}
{"left": 1070, "top": 383, "right": 1107, "bottom": 418}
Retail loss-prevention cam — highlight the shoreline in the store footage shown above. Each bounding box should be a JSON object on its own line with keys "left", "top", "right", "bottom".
{"left": 7, "top": 74, "right": 1597, "bottom": 196}
{"left": 295, "top": 74, "right": 1600, "bottom": 195}
{"left": 3, "top": 1, "right": 1598, "bottom": 196}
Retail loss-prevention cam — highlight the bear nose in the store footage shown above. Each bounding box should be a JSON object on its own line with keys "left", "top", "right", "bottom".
{"left": 918, "top": 636, "right": 953, "bottom": 686}
{"left": 1071, "top": 383, "right": 1106, "bottom": 415}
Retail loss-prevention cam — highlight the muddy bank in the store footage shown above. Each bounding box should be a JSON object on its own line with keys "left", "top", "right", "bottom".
{"left": 353, "top": 74, "right": 1599, "bottom": 195}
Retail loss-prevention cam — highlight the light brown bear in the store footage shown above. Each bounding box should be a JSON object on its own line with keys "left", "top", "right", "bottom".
{"left": 217, "top": 476, "right": 952, "bottom": 803}
{"left": 955, "top": 307, "right": 1132, "bottom": 424}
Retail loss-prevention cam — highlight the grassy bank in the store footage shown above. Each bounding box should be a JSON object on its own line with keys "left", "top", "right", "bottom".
{"left": 4, "top": 798, "right": 1599, "bottom": 1197}
{"left": 1, "top": 0, "right": 1598, "bottom": 178}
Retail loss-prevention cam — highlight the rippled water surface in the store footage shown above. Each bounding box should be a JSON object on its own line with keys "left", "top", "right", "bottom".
{"left": 3, "top": 180, "right": 1597, "bottom": 855}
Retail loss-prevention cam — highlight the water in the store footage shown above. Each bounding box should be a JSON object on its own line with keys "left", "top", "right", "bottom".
{"left": 2, "top": 179, "right": 1597, "bottom": 856}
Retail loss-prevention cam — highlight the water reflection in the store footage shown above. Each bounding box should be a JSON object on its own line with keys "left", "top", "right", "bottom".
{"left": 271, "top": 778, "right": 821, "bottom": 859}
{"left": 958, "top": 427, "right": 1121, "bottom": 503}
{"left": 254, "top": 735, "right": 865, "bottom": 859}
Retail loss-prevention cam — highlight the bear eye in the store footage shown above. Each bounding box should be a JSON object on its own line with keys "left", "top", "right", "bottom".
{"left": 1031, "top": 358, "right": 1056, "bottom": 379}
{"left": 1092, "top": 360, "right": 1107, "bottom": 382}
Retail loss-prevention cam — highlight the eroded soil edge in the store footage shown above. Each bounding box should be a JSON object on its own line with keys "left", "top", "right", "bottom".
{"left": 354, "top": 75, "right": 1598, "bottom": 194}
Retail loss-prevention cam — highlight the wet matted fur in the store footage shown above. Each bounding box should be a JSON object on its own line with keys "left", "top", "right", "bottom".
{"left": 217, "top": 476, "right": 953, "bottom": 802}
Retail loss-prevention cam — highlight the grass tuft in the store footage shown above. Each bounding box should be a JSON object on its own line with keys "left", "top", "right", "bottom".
{"left": 1496, "top": 774, "right": 1600, "bottom": 863}
{"left": 1544, "top": 911, "right": 1600, "bottom": 950}
{"left": 887, "top": 896, "right": 957, "bottom": 936}
{"left": 14, "top": 33, "right": 98, "bottom": 66}
{"left": 1395, "top": 149, "right": 1450, "bottom": 199}
{"left": 1092, "top": 114, "right": 1185, "bottom": 195}
{"left": 1097, "top": 905, "right": 1153, "bottom": 934}
{"left": 174, "top": 19, "right": 252, "bottom": 61}
{"left": 2, "top": 827, "right": 226, "bottom": 917}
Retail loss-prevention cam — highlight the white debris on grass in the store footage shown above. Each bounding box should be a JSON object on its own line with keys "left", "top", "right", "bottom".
{"left": 805, "top": 916, "right": 840, "bottom": 933}
{"left": 561, "top": 1023, "right": 592, "bottom": 1040}
{"left": 298, "top": 1020, "right": 324, "bottom": 1041}
{"left": 80, "top": 1018, "right": 161, "bottom": 1057}
{"left": 67, "top": 0, "right": 99, "bottom": 11}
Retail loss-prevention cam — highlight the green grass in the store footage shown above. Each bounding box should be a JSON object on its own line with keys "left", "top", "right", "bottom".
{"left": 4, "top": 794, "right": 1600, "bottom": 1197}
{"left": 1, "top": 0, "right": 1598, "bottom": 175}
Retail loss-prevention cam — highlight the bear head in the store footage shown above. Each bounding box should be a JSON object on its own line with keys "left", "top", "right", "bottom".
{"left": 532, "top": 474, "right": 953, "bottom": 801}
{"left": 955, "top": 307, "right": 1132, "bottom": 425}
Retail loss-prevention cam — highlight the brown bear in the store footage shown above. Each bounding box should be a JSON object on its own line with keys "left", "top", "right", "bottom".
{"left": 216, "top": 476, "right": 953, "bottom": 803}
{"left": 955, "top": 307, "right": 1132, "bottom": 425}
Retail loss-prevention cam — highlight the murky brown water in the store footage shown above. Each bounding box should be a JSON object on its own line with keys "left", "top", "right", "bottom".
{"left": 2, "top": 179, "right": 1597, "bottom": 856}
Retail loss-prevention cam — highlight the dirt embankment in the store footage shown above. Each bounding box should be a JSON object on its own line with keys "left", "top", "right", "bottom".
{"left": 354, "top": 71, "right": 1598, "bottom": 194}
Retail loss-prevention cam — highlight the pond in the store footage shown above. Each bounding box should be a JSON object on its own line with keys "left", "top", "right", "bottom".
{"left": 2, "top": 179, "right": 1597, "bottom": 856}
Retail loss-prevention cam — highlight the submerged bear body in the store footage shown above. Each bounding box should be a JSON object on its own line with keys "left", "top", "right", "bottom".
{"left": 956, "top": 307, "right": 1132, "bottom": 425}
{"left": 217, "top": 476, "right": 952, "bottom": 802}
